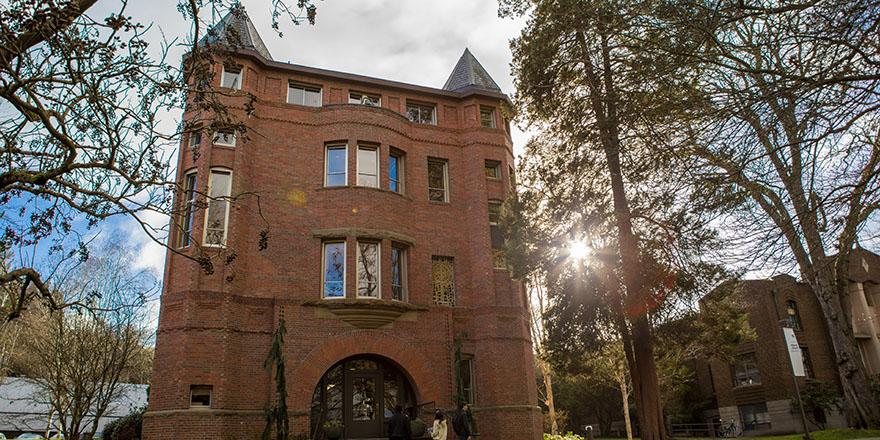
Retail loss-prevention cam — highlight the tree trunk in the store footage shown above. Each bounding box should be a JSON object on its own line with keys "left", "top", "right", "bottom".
{"left": 539, "top": 359, "right": 560, "bottom": 435}
{"left": 617, "top": 368, "right": 634, "bottom": 440}
{"left": 809, "top": 267, "right": 880, "bottom": 427}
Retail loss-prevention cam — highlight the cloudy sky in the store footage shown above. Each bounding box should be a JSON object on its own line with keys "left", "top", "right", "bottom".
{"left": 92, "top": 0, "right": 532, "bottom": 278}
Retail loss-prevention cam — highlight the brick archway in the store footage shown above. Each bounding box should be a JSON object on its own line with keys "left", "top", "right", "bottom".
{"left": 288, "top": 330, "right": 442, "bottom": 410}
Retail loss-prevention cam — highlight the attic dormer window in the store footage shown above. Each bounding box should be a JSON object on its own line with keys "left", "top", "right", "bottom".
{"left": 221, "top": 66, "right": 242, "bottom": 90}
{"left": 406, "top": 102, "right": 435, "bottom": 125}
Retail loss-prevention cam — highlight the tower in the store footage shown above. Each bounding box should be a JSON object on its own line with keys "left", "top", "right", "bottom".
{"left": 144, "top": 10, "right": 542, "bottom": 439}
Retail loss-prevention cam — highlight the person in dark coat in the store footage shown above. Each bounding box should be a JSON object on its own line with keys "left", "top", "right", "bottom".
{"left": 387, "top": 404, "right": 412, "bottom": 440}
{"left": 452, "top": 403, "right": 472, "bottom": 440}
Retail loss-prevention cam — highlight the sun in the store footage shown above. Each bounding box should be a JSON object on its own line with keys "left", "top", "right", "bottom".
{"left": 569, "top": 240, "right": 590, "bottom": 261}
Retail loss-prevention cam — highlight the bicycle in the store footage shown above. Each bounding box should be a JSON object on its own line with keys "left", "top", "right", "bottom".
{"left": 717, "top": 420, "right": 742, "bottom": 438}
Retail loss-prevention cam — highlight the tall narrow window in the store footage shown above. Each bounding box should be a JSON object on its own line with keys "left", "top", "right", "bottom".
{"left": 323, "top": 242, "right": 346, "bottom": 298}
{"left": 188, "top": 131, "right": 202, "bottom": 149}
{"left": 203, "top": 170, "right": 232, "bottom": 247}
{"left": 786, "top": 300, "right": 802, "bottom": 330}
{"left": 357, "top": 146, "right": 379, "bottom": 188}
{"left": 431, "top": 256, "right": 455, "bottom": 306}
{"left": 213, "top": 130, "right": 236, "bottom": 147}
{"left": 731, "top": 353, "right": 761, "bottom": 387}
{"left": 221, "top": 66, "right": 242, "bottom": 89}
{"left": 389, "top": 152, "right": 404, "bottom": 193}
{"left": 508, "top": 165, "right": 516, "bottom": 189}
{"left": 406, "top": 102, "right": 436, "bottom": 124}
{"left": 479, "top": 106, "right": 496, "bottom": 128}
{"left": 325, "top": 145, "right": 347, "bottom": 187}
{"left": 801, "top": 346, "right": 814, "bottom": 379}
{"left": 288, "top": 83, "right": 322, "bottom": 107}
{"left": 178, "top": 171, "right": 197, "bottom": 248}
{"left": 489, "top": 201, "right": 505, "bottom": 268}
{"left": 357, "top": 242, "right": 380, "bottom": 298}
{"left": 458, "top": 357, "right": 476, "bottom": 404}
{"left": 391, "top": 246, "right": 406, "bottom": 301}
{"left": 427, "top": 158, "right": 448, "bottom": 202}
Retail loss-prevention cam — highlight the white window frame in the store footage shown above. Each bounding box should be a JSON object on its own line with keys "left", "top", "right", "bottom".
{"left": 349, "top": 91, "right": 381, "bottom": 106}
{"left": 325, "top": 145, "right": 348, "bottom": 187}
{"left": 322, "top": 241, "right": 347, "bottom": 299}
{"left": 479, "top": 106, "right": 496, "bottom": 128}
{"left": 202, "top": 169, "right": 232, "bottom": 248}
{"left": 212, "top": 130, "right": 236, "bottom": 147}
{"left": 427, "top": 158, "right": 449, "bottom": 202}
{"left": 220, "top": 66, "right": 242, "bottom": 90}
{"left": 178, "top": 170, "right": 198, "bottom": 248}
{"left": 391, "top": 245, "right": 407, "bottom": 301}
{"left": 357, "top": 145, "right": 380, "bottom": 188}
{"left": 288, "top": 82, "right": 323, "bottom": 107}
{"left": 356, "top": 241, "right": 381, "bottom": 299}
{"left": 389, "top": 151, "right": 404, "bottom": 193}
{"left": 188, "top": 131, "right": 202, "bottom": 149}
{"left": 406, "top": 102, "right": 436, "bottom": 125}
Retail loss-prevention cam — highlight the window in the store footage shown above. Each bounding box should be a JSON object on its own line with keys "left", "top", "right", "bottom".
{"left": 322, "top": 242, "right": 346, "bottom": 298}
{"left": 213, "top": 130, "right": 236, "bottom": 147}
{"left": 190, "top": 385, "right": 212, "bottom": 408}
{"left": 406, "top": 102, "right": 436, "bottom": 125}
{"left": 325, "top": 145, "right": 347, "bottom": 187}
{"left": 489, "top": 201, "right": 505, "bottom": 268}
{"left": 203, "top": 170, "right": 232, "bottom": 247}
{"left": 178, "top": 171, "right": 197, "bottom": 248}
{"left": 391, "top": 245, "right": 406, "bottom": 301}
{"left": 389, "top": 152, "right": 404, "bottom": 193}
{"left": 458, "top": 356, "right": 476, "bottom": 405}
{"left": 432, "top": 256, "right": 455, "bottom": 306}
{"left": 357, "top": 241, "right": 380, "bottom": 298}
{"left": 428, "top": 158, "right": 449, "bottom": 202}
{"left": 786, "top": 300, "right": 802, "bottom": 330}
{"left": 221, "top": 66, "right": 242, "bottom": 89}
{"left": 731, "top": 353, "right": 761, "bottom": 387}
{"left": 288, "top": 83, "right": 322, "bottom": 107}
{"left": 508, "top": 165, "right": 516, "bottom": 189}
{"left": 484, "top": 160, "right": 500, "bottom": 179}
{"left": 479, "top": 106, "right": 496, "bottom": 128}
{"left": 357, "top": 146, "right": 379, "bottom": 188}
{"left": 188, "top": 131, "right": 202, "bottom": 149}
{"left": 801, "top": 346, "right": 814, "bottom": 379}
{"left": 738, "top": 403, "right": 771, "bottom": 431}
{"left": 349, "top": 92, "right": 381, "bottom": 106}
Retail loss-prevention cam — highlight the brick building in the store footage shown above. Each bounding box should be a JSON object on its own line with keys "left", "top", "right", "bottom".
{"left": 696, "top": 249, "right": 880, "bottom": 435}
{"left": 143, "top": 9, "right": 542, "bottom": 440}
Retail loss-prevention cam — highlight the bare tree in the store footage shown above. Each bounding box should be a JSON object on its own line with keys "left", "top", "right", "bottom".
{"left": 527, "top": 274, "right": 562, "bottom": 435}
{"left": 13, "top": 237, "right": 155, "bottom": 440}
{"left": 0, "top": 0, "right": 317, "bottom": 324}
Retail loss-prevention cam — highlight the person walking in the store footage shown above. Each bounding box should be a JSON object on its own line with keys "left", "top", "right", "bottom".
{"left": 387, "top": 404, "right": 412, "bottom": 440}
{"left": 432, "top": 409, "right": 448, "bottom": 440}
{"left": 452, "top": 403, "right": 472, "bottom": 440}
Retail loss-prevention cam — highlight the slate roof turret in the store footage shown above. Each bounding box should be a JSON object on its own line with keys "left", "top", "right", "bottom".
{"left": 443, "top": 48, "right": 501, "bottom": 92}
{"left": 198, "top": 5, "right": 273, "bottom": 61}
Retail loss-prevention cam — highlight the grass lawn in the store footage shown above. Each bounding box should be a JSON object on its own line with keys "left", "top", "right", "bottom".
{"left": 594, "top": 429, "right": 880, "bottom": 440}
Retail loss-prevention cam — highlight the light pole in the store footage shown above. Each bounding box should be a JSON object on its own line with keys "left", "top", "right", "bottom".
{"left": 771, "top": 289, "right": 811, "bottom": 440}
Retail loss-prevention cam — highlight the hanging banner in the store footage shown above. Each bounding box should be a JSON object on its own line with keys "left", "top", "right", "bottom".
{"left": 783, "top": 327, "right": 805, "bottom": 377}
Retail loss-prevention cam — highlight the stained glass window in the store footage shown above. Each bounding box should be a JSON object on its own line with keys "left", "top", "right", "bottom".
{"left": 323, "top": 242, "right": 346, "bottom": 298}
{"left": 432, "top": 256, "right": 455, "bottom": 306}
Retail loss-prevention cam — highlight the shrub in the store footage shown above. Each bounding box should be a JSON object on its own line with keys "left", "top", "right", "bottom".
{"left": 102, "top": 407, "right": 145, "bottom": 440}
{"left": 544, "top": 433, "right": 585, "bottom": 440}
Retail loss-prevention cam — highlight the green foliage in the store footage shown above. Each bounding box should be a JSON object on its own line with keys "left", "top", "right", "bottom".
{"left": 323, "top": 419, "right": 343, "bottom": 428}
{"left": 791, "top": 381, "right": 843, "bottom": 429}
{"left": 102, "top": 407, "right": 145, "bottom": 440}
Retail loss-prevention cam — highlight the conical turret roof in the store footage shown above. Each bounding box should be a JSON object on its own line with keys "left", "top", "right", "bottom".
{"left": 443, "top": 48, "right": 501, "bottom": 92}
{"left": 199, "top": 5, "right": 273, "bottom": 60}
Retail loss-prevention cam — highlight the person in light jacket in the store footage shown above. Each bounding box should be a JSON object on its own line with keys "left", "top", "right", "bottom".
{"left": 432, "top": 409, "right": 448, "bottom": 440}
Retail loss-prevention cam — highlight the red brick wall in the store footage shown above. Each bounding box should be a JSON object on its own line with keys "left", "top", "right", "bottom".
{"left": 145, "top": 55, "right": 542, "bottom": 439}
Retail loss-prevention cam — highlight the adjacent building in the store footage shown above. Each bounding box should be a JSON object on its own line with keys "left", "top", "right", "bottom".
{"left": 696, "top": 248, "right": 880, "bottom": 435}
{"left": 144, "top": 9, "right": 541, "bottom": 440}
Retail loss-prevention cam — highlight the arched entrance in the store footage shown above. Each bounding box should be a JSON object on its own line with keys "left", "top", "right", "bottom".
{"left": 310, "top": 355, "right": 416, "bottom": 439}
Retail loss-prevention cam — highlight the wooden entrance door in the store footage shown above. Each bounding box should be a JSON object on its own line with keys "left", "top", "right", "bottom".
{"left": 345, "top": 370, "right": 383, "bottom": 438}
